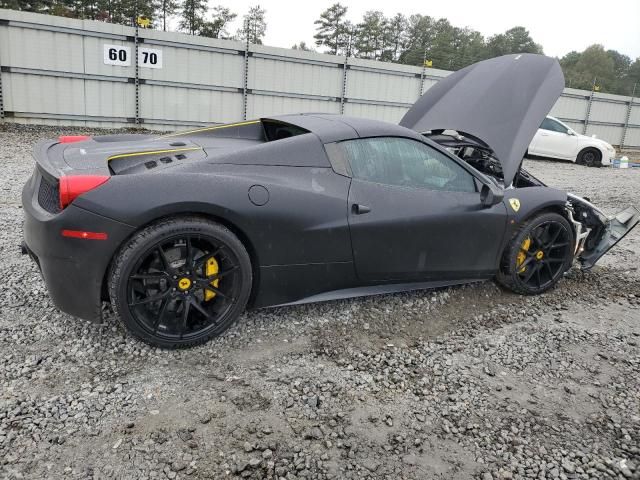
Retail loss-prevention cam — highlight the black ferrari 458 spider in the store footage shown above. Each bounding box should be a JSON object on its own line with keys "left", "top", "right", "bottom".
{"left": 22, "top": 54, "right": 639, "bottom": 347}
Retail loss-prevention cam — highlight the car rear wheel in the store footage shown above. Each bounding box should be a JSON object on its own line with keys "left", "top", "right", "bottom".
{"left": 576, "top": 148, "right": 602, "bottom": 167}
{"left": 496, "top": 212, "right": 574, "bottom": 295}
{"left": 109, "top": 217, "right": 252, "bottom": 348}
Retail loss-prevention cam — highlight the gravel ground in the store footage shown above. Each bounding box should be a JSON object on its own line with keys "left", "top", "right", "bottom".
{"left": 1, "top": 124, "right": 639, "bottom": 480}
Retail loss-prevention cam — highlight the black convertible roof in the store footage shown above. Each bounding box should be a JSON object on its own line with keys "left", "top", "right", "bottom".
{"left": 266, "top": 114, "right": 421, "bottom": 144}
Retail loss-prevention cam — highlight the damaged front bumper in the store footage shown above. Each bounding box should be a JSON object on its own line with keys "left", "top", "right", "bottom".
{"left": 567, "top": 193, "right": 640, "bottom": 270}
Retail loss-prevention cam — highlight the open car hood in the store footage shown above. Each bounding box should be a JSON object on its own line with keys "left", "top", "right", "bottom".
{"left": 400, "top": 54, "right": 564, "bottom": 186}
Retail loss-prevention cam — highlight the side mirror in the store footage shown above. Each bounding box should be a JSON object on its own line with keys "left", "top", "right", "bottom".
{"left": 567, "top": 130, "right": 576, "bottom": 136}
{"left": 480, "top": 183, "right": 504, "bottom": 208}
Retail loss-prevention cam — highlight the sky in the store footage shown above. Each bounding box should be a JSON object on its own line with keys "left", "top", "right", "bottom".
{"left": 204, "top": 0, "right": 640, "bottom": 60}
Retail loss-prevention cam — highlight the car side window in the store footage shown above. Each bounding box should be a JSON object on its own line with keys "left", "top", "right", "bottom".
{"left": 540, "top": 118, "right": 568, "bottom": 134}
{"left": 337, "top": 137, "right": 476, "bottom": 193}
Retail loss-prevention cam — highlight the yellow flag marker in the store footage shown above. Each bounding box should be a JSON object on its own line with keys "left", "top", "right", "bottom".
{"left": 137, "top": 16, "right": 151, "bottom": 28}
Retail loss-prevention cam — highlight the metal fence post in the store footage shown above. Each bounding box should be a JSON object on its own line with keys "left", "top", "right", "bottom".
{"left": 0, "top": 26, "right": 4, "bottom": 122}
{"left": 620, "top": 83, "right": 637, "bottom": 149}
{"left": 419, "top": 48, "right": 427, "bottom": 97}
{"left": 134, "top": 14, "right": 141, "bottom": 126}
{"left": 242, "top": 20, "right": 250, "bottom": 121}
{"left": 339, "top": 38, "right": 351, "bottom": 115}
{"left": 0, "top": 57, "right": 4, "bottom": 122}
{"left": 340, "top": 56, "right": 348, "bottom": 114}
{"left": 583, "top": 76, "right": 596, "bottom": 135}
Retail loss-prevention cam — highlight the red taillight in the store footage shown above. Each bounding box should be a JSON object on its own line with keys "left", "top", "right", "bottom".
{"left": 59, "top": 135, "right": 90, "bottom": 144}
{"left": 59, "top": 175, "right": 110, "bottom": 209}
{"left": 61, "top": 230, "right": 108, "bottom": 240}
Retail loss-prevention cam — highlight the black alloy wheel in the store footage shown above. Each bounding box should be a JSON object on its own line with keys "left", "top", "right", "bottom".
{"left": 496, "top": 212, "right": 575, "bottom": 295}
{"left": 109, "top": 217, "right": 252, "bottom": 348}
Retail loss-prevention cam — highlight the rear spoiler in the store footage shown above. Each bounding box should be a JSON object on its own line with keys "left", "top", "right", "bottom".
{"left": 33, "top": 140, "right": 67, "bottom": 181}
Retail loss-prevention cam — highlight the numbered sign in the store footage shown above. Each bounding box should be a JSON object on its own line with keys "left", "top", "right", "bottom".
{"left": 103, "top": 44, "right": 131, "bottom": 66}
{"left": 139, "top": 48, "right": 163, "bottom": 69}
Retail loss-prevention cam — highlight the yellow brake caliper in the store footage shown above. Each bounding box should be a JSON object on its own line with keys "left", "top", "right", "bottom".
{"left": 204, "top": 256, "right": 220, "bottom": 301}
{"left": 516, "top": 237, "right": 531, "bottom": 273}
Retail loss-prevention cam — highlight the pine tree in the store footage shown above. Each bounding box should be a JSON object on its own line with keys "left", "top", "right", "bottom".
{"left": 200, "top": 5, "right": 236, "bottom": 39}
{"left": 398, "top": 14, "right": 435, "bottom": 66}
{"left": 313, "top": 3, "right": 348, "bottom": 55}
{"left": 292, "top": 41, "right": 313, "bottom": 51}
{"left": 382, "top": 13, "right": 408, "bottom": 62}
{"left": 179, "top": 0, "right": 206, "bottom": 35}
{"left": 155, "top": 0, "right": 180, "bottom": 31}
{"left": 237, "top": 5, "right": 266, "bottom": 45}
{"left": 354, "top": 11, "right": 386, "bottom": 60}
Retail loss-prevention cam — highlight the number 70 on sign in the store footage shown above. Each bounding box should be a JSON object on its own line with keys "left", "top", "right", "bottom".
{"left": 139, "top": 47, "right": 163, "bottom": 69}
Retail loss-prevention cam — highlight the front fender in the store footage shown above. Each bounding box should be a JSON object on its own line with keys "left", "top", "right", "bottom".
{"left": 498, "top": 187, "right": 568, "bottom": 253}
{"left": 502, "top": 187, "right": 567, "bottom": 224}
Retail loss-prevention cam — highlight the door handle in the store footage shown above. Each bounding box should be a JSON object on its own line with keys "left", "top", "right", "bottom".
{"left": 352, "top": 203, "right": 371, "bottom": 215}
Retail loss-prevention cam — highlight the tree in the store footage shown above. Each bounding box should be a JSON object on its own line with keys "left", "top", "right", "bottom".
{"left": 179, "top": 0, "right": 206, "bottom": 35}
{"left": 91, "top": 0, "right": 156, "bottom": 25}
{"left": 607, "top": 49, "right": 631, "bottom": 79}
{"left": 155, "top": 0, "right": 180, "bottom": 31}
{"left": 64, "top": 0, "right": 99, "bottom": 19}
{"left": 559, "top": 46, "right": 638, "bottom": 95}
{"left": 455, "top": 28, "right": 486, "bottom": 68}
{"left": 626, "top": 59, "right": 640, "bottom": 95}
{"left": 486, "top": 26, "right": 542, "bottom": 57}
{"left": 427, "top": 18, "right": 458, "bottom": 69}
{"left": 292, "top": 41, "right": 314, "bottom": 51}
{"left": 7, "top": 0, "right": 62, "bottom": 13}
{"left": 337, "top": 20, "right": 355, "bottom": 56}
{"left": 560, "top": 51, "right": 581, "bottom": 71}
{"left": 314, "top": 3, "right": 349, "bottom": 55}
{"left": 200, "top": 5, "right": 236, "bottom": 39}
{"left": 560, "top": 44, "right": 615, "bottom": 91}
{"left": 354, "top": 11, "right": 386, "bottom": 60}
{"left": 383, "top": 13, "right": 408, "bottom": 62}
{"left": 237, "top": 5, "right": 266, "bottom": 44}
{"left": 606, "top": 50, "right": 632, "bottom": 94}
{"left": 398, "top": 14, "right": 435, "bottom": 66}
{"left": 0, "top": 0, "right": 26, "bottom": 9}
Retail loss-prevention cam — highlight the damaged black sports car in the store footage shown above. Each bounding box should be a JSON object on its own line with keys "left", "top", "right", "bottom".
{"left": 22, "top": 54, "right": 639, "bottom": 347}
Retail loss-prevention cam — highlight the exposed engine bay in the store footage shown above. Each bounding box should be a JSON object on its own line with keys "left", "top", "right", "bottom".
{"left": 426, "top": 130, "right": 640, "bottom": 269}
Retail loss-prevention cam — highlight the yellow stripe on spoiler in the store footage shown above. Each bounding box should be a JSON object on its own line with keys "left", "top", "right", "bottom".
{"left": 158, "top": 120, "right": 261, "bottom": 139}
{"left": 107, "top": 147, "right": 201, "bottom": 161}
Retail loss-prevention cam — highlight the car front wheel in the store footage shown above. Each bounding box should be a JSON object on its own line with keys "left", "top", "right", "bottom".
{"left": 109, "top": 217, "right": 252, "bottom": 348}
{"left": 576, "top": 148, "right": 602, "bottom": 167}
{"left": 496, "top": 212, "right": 575, "bottom": 295}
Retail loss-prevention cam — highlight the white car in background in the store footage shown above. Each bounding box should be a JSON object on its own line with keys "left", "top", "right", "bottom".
{"left": 528, "top": 116, "right": 616, "bottom": 167}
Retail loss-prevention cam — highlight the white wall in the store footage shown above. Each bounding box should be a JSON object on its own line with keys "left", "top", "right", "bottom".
{"left": 0, "top": 9, "right": 638, "bottom": 146}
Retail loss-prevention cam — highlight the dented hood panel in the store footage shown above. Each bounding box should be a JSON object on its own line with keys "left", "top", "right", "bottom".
{"left": 400, "top": 54, "right": 565, "bottom": 187}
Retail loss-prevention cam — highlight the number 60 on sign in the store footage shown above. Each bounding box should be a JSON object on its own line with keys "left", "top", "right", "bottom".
{"left": 103, "top": 44, "right": 131, "bottom": 66}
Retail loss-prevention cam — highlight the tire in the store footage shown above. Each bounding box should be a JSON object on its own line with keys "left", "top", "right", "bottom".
{"left": 108, "top": 217, "right": 252, "bottom": 348}
{"left": 495, "top": 212, "right": 574, "bottom": 295}
{"left": 576, "top": 148, "right": 602, "bottom": 167}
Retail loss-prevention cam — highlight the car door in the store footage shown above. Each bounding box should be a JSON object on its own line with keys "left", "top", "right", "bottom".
{"left": 534, "top": 118, "right": 578, "bottom": 160}
{"left": 528, "top": 129, "right": 544, "bottom": 156}
{"left": 333, "top": 136, "right": 508, "bottom": 282}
